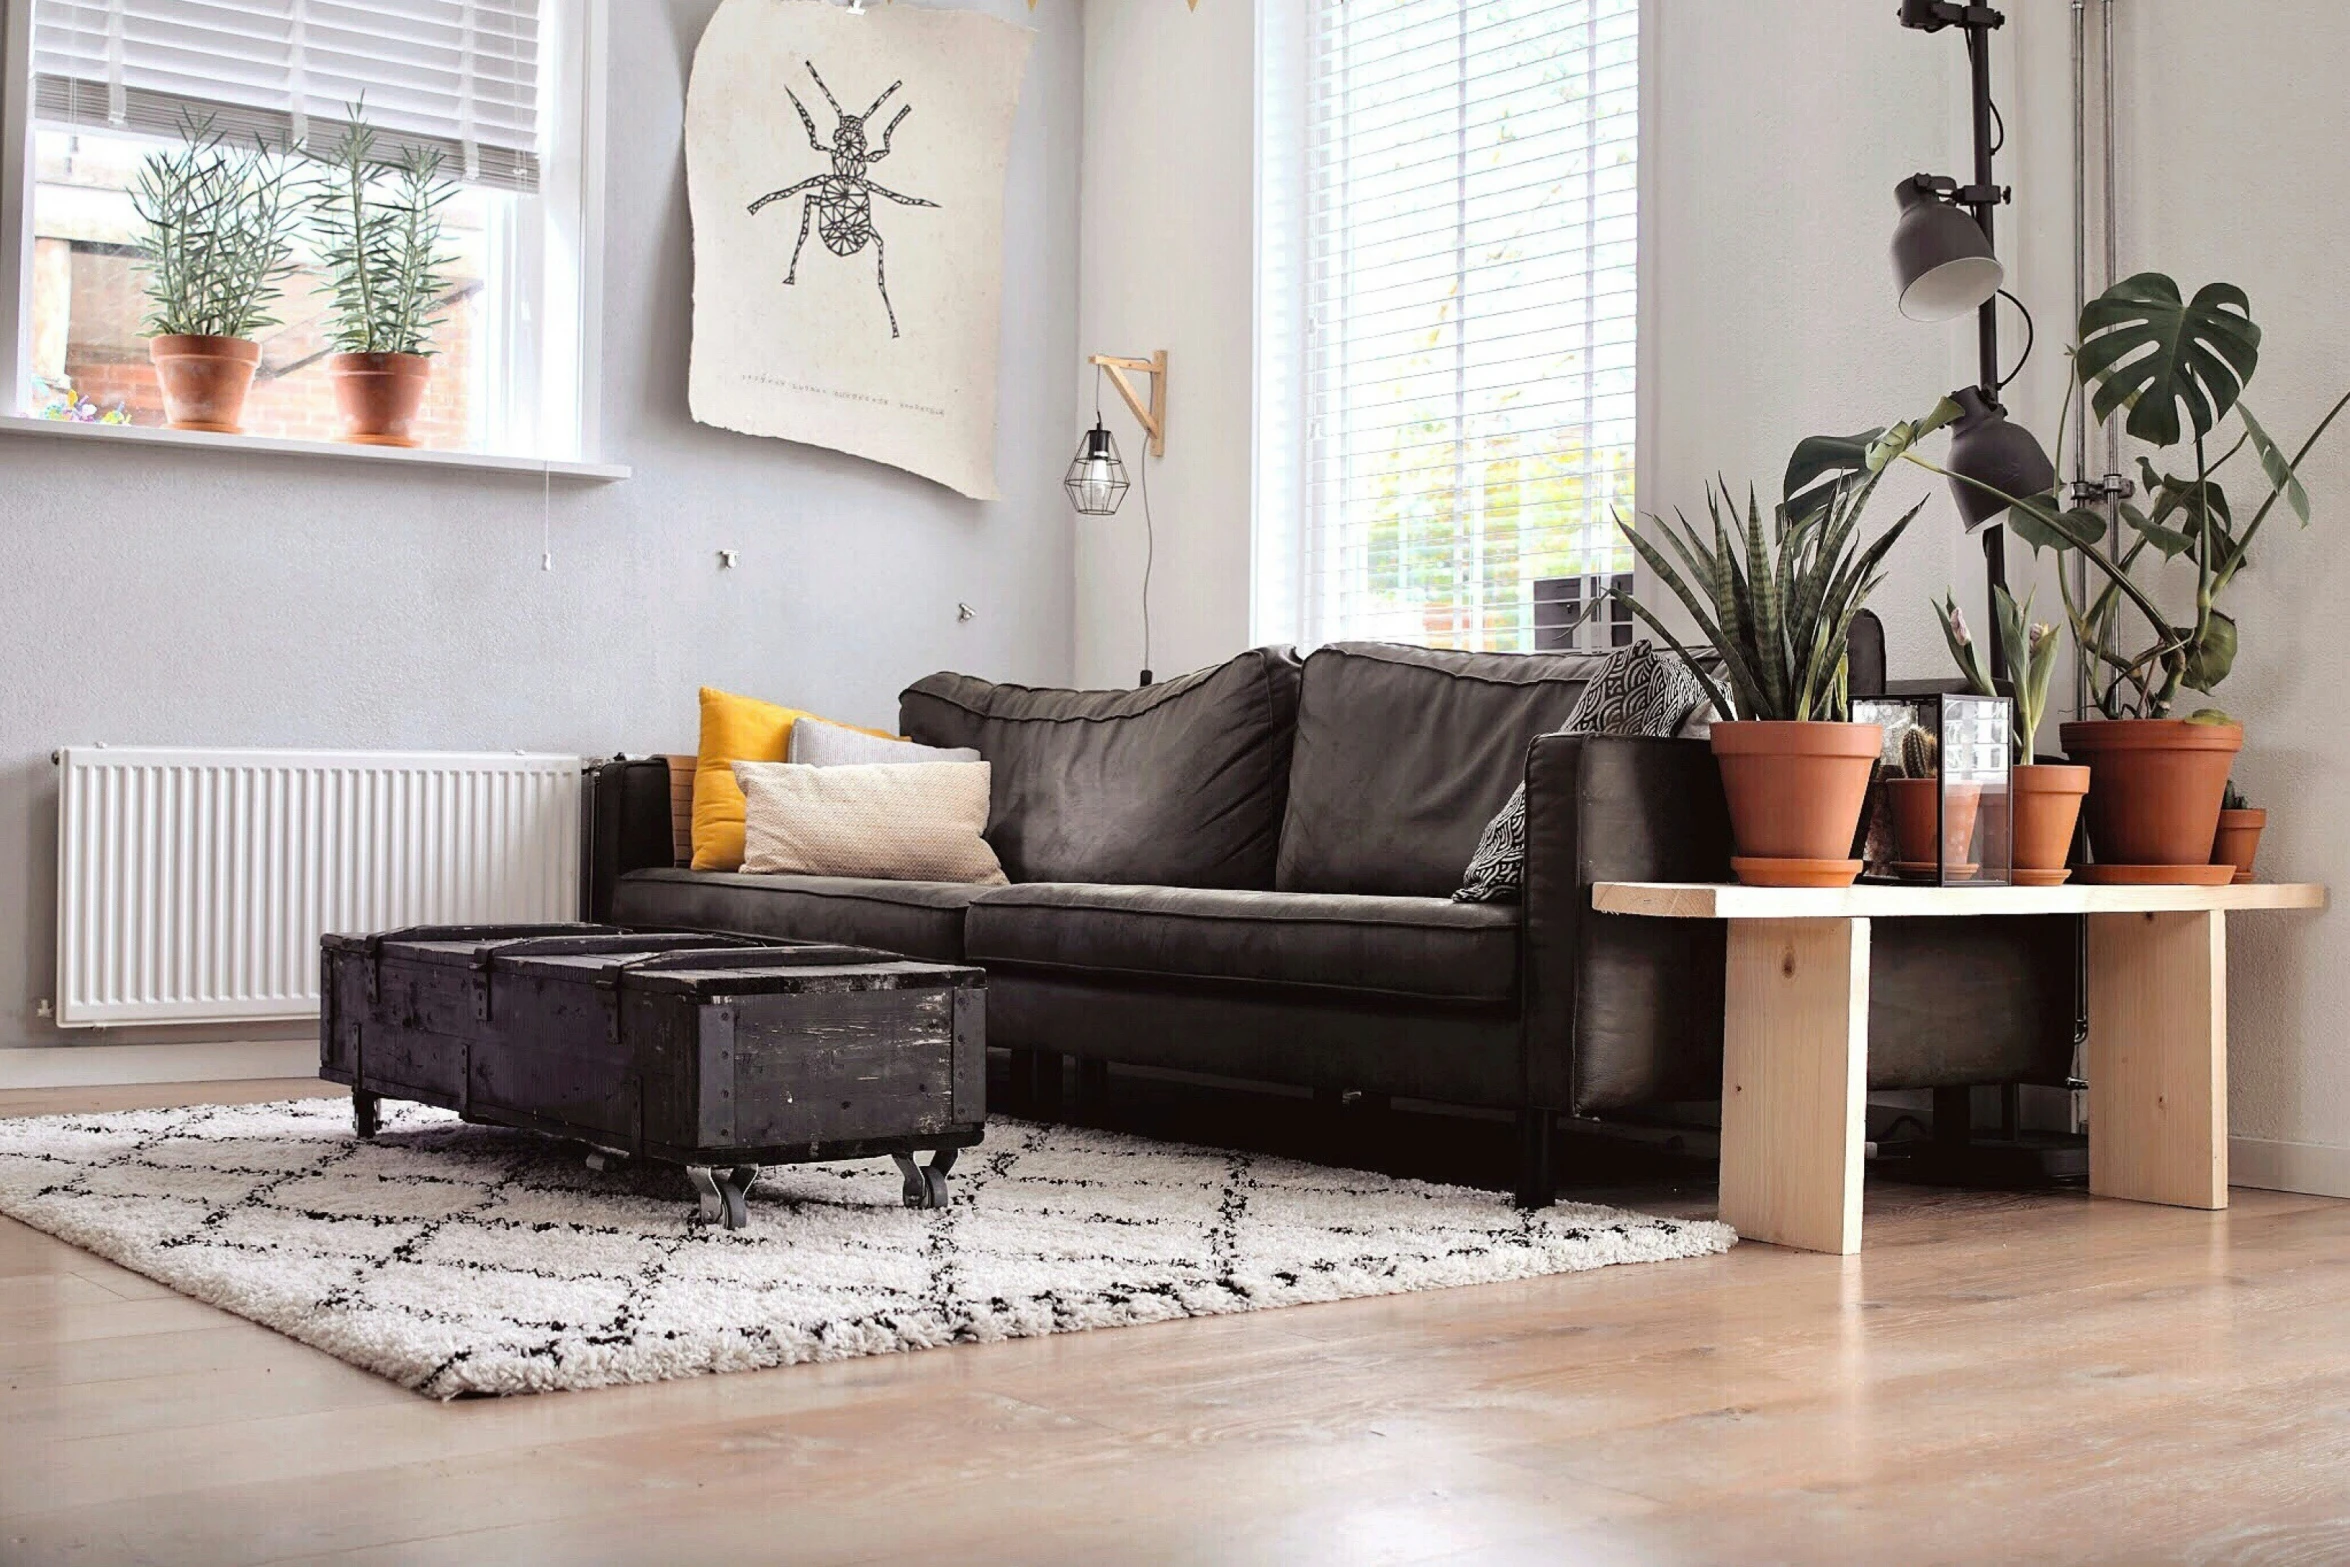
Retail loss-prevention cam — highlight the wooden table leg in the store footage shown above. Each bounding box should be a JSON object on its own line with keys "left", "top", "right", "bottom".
{"left": 2087, "top": 909, "right": 2227, "bottom": 1209}
{"left": 1718, "top": 916, "right": 1871, "bottom": 1255}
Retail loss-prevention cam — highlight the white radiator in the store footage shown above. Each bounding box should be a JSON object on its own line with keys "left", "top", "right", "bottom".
{"left": 55, "top": 747, "right": 582, "bottom": 1028}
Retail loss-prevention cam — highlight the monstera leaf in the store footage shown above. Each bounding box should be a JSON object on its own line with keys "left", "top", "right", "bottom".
{"left": 2182, "top": 611, "right": 2239, "bottom": 693}
{"left": 1781, "top": 399, "right": 1961, "bottom": 524}
{"left": 2076, "top": 274, "right": 2261, "bottom": 448}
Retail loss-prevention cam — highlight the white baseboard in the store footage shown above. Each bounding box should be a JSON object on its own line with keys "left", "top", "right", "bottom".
{"left": 2230, "top": 1135, "right": 2350, "bottom": 1201}
{"left": 0, "top": 1040, "right": 319, "bottom": 1089}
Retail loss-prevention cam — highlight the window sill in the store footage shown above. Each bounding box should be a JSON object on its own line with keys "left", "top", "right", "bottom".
{"left": 0, "top": 414, "right": 631, "bottom": 481}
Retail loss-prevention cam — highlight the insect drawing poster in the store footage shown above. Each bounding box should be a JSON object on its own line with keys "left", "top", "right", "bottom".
{"left": 686, "top": 0, "right": 1033, "bottom": 499}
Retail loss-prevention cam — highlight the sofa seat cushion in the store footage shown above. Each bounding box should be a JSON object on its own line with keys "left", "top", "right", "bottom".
{"left": 965, "top": 883, "right": 1520, "bottom": 1005}
{"left": 610, "top": 867, "right": 986, "bottom": 962}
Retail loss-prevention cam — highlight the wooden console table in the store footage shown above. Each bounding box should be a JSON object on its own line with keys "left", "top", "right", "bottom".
{"left": 1591, "top": 880, "right": 2328, "bottom": 1255}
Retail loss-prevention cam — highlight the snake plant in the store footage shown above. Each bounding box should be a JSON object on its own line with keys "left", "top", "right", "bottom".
{"left": 1613, "top": 405, "right": 1951, "bottom": 724}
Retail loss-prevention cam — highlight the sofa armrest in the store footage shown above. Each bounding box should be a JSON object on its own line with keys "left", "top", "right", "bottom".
{"left": 585, "top": 756, "right": 680, "bottom": 923}
{"left": 1521, "top": 734, "right": 1732, "bottom": 1114}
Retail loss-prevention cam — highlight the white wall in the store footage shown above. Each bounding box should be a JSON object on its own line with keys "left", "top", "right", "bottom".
{"left": 1073, "top": 0, "right": 1255, "bottom": 688}
{"left": 1076, "top": 0, "right": 2350, "bottom": 1178}
{"left": 0, "top": 0, "right": 1083, "bottom": 1053}
{"left": 2072, "top": 0, "right": 2350, "bottom": 1173}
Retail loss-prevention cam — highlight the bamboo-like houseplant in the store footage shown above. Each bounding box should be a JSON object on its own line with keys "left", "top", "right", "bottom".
{"left": 131, "top": 117, "right": 300, "bottom": 432}
{"left": 1613, "top": 407, "right": 1945, "bottom": 887}
{"left": 308, "top": 110, "right": 459, "bottom": 447}
{"left": 1933, "top": 585, "right": 2089, "bottom": 885}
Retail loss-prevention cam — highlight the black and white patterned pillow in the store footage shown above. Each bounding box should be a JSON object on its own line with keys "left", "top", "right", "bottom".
{"left": 1453, "top": 642, "right": 1707, "bottom": 903}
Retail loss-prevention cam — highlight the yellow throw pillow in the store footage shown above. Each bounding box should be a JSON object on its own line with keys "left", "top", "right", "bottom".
{"left": 690, "top": 688, "right": 896, "bottom": 871}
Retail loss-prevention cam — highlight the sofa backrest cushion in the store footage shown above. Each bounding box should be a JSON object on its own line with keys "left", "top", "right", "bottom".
{"left": 898, "top": 646, "right": 1305, "bottom": 887}
{"left": 1276, "top": 641, "right": 1611, "bottom": 897}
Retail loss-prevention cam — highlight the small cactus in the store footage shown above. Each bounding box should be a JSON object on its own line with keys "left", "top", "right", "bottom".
{"left": 1900, "top": 724, "right": 1939, "bottom": 780}
{"left": 2223, "top": 778, "right": 2249, "bottom": 811}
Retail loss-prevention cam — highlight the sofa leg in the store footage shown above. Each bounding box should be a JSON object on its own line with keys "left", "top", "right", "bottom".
{"left": 1074, "top": 1057, "right": 1110, "bottom": 1120}
{"left": 1028, "top": 1050, "right": 1065, "bottom": 1120}
{"left": 1514, "top": 1108, "right": 1556, "bottom": 1210}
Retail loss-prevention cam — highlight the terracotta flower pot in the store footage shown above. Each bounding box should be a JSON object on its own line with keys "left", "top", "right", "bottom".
{"left": 2058, "top": 719, "right": 2244, "bottom": 871}
{"left": 1710, "top": 721, "right": 1882, "bottom": 887}
{"left": 2212, "top": 807, "right": 2267, "bottom": 884}
{"left": 147, "top": 335, "right": 261, "bottom": 433}
{"left": 1885, "top": 777, "right": 1982, "bottom": 878}
{"left": 2010, "top": 763, "right": 2090, "bottom": 887}
{"left": 327, "top": 352, "right": 432, "bottom": 447}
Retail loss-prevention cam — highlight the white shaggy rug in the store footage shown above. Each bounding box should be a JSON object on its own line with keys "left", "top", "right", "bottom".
{"left": 0, "top": 1098, "right": 1733, "bottom": 1398}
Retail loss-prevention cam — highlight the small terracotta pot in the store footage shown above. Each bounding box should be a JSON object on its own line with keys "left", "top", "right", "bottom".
{"left": 1710, "top": 721, "right": 1882, "bottom": 887}
{"left": 2059, "top": 719, "right": 2243, "bottom": 870}
{"left": 1885, "top": 777, "right": 1982, "bottom": 877}
{"left": 147, "top": 334, "right": 261, "bottom": 432}
{"left": 327, "top": 352, "right": 432, "bottom": 447}
{"left": 2011, "top": 763, "right": 2091, "bottom": 886}
{"left": 2212, "top": 807, "right": 2267, "bottom": 885}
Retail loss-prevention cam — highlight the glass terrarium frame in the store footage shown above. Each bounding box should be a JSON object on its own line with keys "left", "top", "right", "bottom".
{"left": 1856, "top": 694, "right": 2014, "bottom": 887}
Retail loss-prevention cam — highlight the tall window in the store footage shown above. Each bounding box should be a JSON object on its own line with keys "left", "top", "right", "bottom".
{"left": 1257, "top": 0, "right": 1639, "bottom": 652}
{"left": 9, "top": 0, "right": 599, "bottom": 459}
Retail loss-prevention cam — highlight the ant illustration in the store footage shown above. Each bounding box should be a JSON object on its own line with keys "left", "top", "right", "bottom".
{"left": 748, "top": 62, "right": 938, "bottom": 339}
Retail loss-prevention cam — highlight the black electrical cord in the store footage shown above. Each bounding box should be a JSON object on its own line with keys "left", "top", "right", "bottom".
{"left": 1988, "top": 96, "right": 2005, "bottom": 156}
{"left": 1995, "top": 287, "right": 2035, "bottom": 391}
{"left": 1138, "top": 441, "right": 1156, "bottom": 687}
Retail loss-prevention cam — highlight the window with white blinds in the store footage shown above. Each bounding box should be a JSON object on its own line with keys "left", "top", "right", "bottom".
{"left": 31, "top": 0, "right": 541, "bottom": 191}
{"left": 1256, "top": 0, "right": 1640, "bottom": 653}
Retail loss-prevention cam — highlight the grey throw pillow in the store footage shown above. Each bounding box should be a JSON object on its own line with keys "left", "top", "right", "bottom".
{"left": 789, "top": 717, "right": 979, "bottom": 767}
{"left": 1452, "top": 642, "right": 1706, "bottom": 903}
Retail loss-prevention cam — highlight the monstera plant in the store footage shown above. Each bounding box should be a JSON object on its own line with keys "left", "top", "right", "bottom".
{"left": 1612, "top": 406, "right": 1945, "bottom": 887}
{"left": 1819, "top": 274, "right": 2350, "bottom": 876}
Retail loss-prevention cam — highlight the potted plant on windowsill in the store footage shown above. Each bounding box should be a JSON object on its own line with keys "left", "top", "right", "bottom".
{"left": 1613, "top": 408, "right": 1945, "bottom": 888}
{"left": 1933, "top": 585, "right": 2089, "bottom": 886}
{"left": 131, "top": 117, "right": 299, "bottom": 432}
{"left": 1903, "top": 275, "right": 2348, "bottom": 882}
{"left": 308, "top": 110, "right": 458, "bottom": 447}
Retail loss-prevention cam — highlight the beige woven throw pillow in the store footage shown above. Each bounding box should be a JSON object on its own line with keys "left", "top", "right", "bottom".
{"left": 733, "top": 761, "right": 1007, "bottom": 884}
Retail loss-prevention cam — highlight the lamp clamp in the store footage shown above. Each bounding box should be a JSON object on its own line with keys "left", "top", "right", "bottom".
{"left": 1899, "top": 0, "right": 2005, "bottom": 33}
{"left": 2068, "top": 473, "right": 2137, "bottom": 507}
{"left": 1907, "top": 172, "right": 2009, "bottom": 209}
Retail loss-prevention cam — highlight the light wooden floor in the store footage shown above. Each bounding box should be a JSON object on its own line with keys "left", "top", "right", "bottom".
{"left": 6, "top": 1080, "right": 2350, "bottom": 1566}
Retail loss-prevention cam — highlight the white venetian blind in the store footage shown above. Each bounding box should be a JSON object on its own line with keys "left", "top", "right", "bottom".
{"left": 1257, "top": 0, "right": 1639, "bottom": 653}
{"left": 31, "top": 0, "right": 541, "bottom": 191}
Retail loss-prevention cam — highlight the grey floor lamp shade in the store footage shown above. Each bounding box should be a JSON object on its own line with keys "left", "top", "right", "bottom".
{"left": 1944, "top": 387, "right": 2057, "bottom": 528}
{"left": 1892, "top": 178, "right": 2004, "bottom": 323}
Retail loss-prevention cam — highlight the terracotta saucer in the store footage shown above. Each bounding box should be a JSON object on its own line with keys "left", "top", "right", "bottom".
{"left": 2075, "top": 863, "right": 2237, "bottom": 886}
{"left": 1731, "top": 856, "right": 1864, "bottom": 888}
{"left": 1891, "top": 861, "right": 1983, "bottom": 882}
{"left": 2012, "top": 867, "right": 2073, "bottom": 888}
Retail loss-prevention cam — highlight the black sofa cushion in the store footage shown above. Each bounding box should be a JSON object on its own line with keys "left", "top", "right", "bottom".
{"left": 899, "top": 647, "right": 1304, "bottom": 887}
{"left": 965, "top": 883, "right": 1519, "bottom": 1005}
{"left": 610, "top": 868, "right": 986, "bottom": 962}
{"left": 1276, "top": 642, "right": 1609, "bottom": 897}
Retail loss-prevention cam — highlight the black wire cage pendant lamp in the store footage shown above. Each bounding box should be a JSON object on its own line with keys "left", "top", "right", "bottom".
{"left": 1063, "top": 420, "right": 1130, "bottom": 515}
{"left": 1066, "top": 352, "right": 1169, "bottom": 685}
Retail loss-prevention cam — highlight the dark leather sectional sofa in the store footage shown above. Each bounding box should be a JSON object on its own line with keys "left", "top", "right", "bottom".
{"left": 587, "top": 640, "right": 2078, "bottom": 1205}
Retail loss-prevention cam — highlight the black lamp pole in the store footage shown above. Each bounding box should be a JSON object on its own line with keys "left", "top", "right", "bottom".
{"left": 1962, "top": 18, "right": 2009, "bottom": 665}
{"left": 1899, "top": 0, "right": 2039, "bottom": 685}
